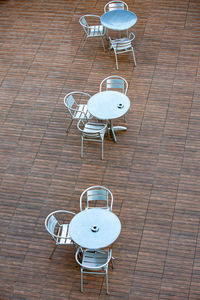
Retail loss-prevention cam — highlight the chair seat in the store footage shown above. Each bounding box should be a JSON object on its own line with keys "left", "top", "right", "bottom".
{"left": 82, "top": 251, "right": 109, "bottom": 270}
{"left": 89, "top": 25, "right": 104, "bottom": 37}
{"left": 56, "top": 224, "right": 73, "bottom": 245}
{"left": 74, "top": 104, "right": 91, "bottom": 119}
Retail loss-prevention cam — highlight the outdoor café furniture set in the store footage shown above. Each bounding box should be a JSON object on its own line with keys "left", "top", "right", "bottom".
{"left": 79, "top": 0, "right": 137, "bottom": 69}
{"left": 45, "top": 186, "right": 121, "bottom": 294}
{"left": 64, "top": 75, "right": 130, "bottom": 159}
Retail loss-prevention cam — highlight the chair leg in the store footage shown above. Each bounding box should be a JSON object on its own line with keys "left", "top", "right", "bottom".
{"left": 132, "top": 48, "right": 137, "bottom": 66}
{"left": 101, "top": 36, "right": 105, "bottom": 52}
{"left": 111, "top": 256, "right": 115, "bottom": 269}
{"left": 101, "top": 139, "right": 104, "bottom": 160}
{"left": 66, "top": 119, "right": 73, "bottom": 133}
{"left": 82, "top": 35, "right": 88, "bottom": 49}
{"left": 114, "top": 52, "right": 119, "bottom": 70}
{"left": 81, "top": 269, "right": 84, "bottom": 292}
{"left": 106, "top": 28, "right": 109, "bottom": 40}
{"left": 81, "top": 137, "right": 84, "bottom": 158}
{"left": 106, "top": 272, "right": 109, "bottom": 295}
{"left": 49, "top": 245, "right": 57, "bottom": 259}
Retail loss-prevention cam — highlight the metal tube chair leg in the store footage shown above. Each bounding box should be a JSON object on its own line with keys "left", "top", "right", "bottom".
{"left": 82, "top": 35, "right": 88, "bottom": 49}
{"left": 81, "top": 269, "right": 84, "bottom": 292}
{"left": 106, "top": 28, "right": 109, "bottom": 40}
{"left": 101, "top": 36, "right": 106, "bottom": 52}
{"left": 81, "top": 137, "right": 84, "bottom": 158}
{"left": 114, "top": 52, "right": 119, "bottom": 70}
{"left": 106, "top": 271, "right": 109, "bottom": 295}
{"left": 132, "top": 48, "right": 137, "bottom": 66}
{"left": 66, "top": 119, "right": 73, "bottom": 133}
{"left": 49, "top": 244, "right": 58, "bottom": 259}
{"left": 111, "top": 256, "right": 115, "bottom": 269}
{"left": 102, "top": 139, "right": 104, "bottom": 160}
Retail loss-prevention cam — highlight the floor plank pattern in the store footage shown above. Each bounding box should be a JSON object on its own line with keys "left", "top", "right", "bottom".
{"left": 0, "top": 0, "right": 200, "bottom": 299}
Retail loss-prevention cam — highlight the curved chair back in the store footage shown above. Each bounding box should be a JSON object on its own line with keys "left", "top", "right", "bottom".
{"left": 64, "top": 91, "right": 91, "bottom": 119}
{"left": 109, "top": 32, "right": 136, "bottom": 69}
{"left": 77, "top": 120, "right": 107, "bottom": 160}
{"left": 75, "top": 247, "right": 111, "bottom": 270}
{"left": 79, "top": 15, "right": 106, "bottom": 51}
{"left": 45, "top": 210, "right": 75, "bottom": 258}
{"left": 80, "top": 185, "right": 113, "bottom": 211}
{"left": 100, "top": 75, "right": 128, "bottom": 94}
{"left": 64, "top": 91, "right": 92, "bottom": 133}
{"left": 75, "top": 247, "right": 112, "bottom": 294}
{"left": 104, "top": 0, "right": 128, "bottom": 12}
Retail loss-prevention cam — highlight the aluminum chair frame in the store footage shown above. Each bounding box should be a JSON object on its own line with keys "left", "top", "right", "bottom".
{"left": 80, "top": 185, "right": 113, "bottom": 211}
{"left": 79, "top": 15, "right": 106, "bottom": 51}
{"left": 75, "top": 247, "right": 113, "bottom": 294}
{"left": 104, "top": 0, "right": 128, "bottom": 12}
{"left": 77, "top": 120, "right": 107, "bottom": 160}
{"left": 45, "top": 210, "right": 75, "bottom": 259}
{"left": 109, "top": 32, "right": 137, "bottom": 70}
{"left": 64, "top": 91, "right": 92, "bottom": 133}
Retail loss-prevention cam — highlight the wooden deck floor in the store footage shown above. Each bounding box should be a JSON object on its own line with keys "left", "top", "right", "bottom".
{"left": 1, "top": 0, "right": 200, "bottom": 299}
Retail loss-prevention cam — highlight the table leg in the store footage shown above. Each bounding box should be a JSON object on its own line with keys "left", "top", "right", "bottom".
{"left": 109, "top": 120, "right": 127, "bottom": 143}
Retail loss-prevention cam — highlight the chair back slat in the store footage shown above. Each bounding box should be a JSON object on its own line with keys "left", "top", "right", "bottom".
{"left": 100, "top": 75, "right": 128, "bottom": 94}
{"left": 116, "top": 40, "right": 132, "bottom": 50}
{"left": 109, "top": 2, "right": 124, "bottom": 10}
{"left": 106, "top": 78, "right": 125, "bottom": 92}
{"left": 104, "top": 1, "right": 128, "bottom": 12}
{"left": 87, "top": 189, "right": 108, "bottom": 208}
{"left": 80, "top": 186, "right": 113, "bottom": 210}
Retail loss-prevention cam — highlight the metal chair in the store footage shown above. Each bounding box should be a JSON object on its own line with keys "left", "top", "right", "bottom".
{"left": 80, "top": 185, "right": 113, "bottom": 211}
{"left": 109, "top": 32, "right": 136, "bottom": 70}
{"left": 75, "top": 247, "right": 113, "bottom": 294}
{"left": 64, "top": 91, "right": 92, "bottom": 133}
{"left": 45, "top": 210, "right": 75, "bottom": 259}
{"left": 100, "top": 75, "right": 128, "bottom": 121}
{"left": 79, "top": 15, "right": 106, "bottom": 51}
{"left": 77, "top": 119, "right": 107, "bottom": 160}
{"left": 104, "top": 0, "right": 128, "bottom": 12}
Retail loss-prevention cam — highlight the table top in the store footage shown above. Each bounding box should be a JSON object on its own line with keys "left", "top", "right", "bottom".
{"left": 69, "top": 208, "right": 121, "bottom": 249}
{"left": 87, "top": 91, "right": 130, "bottom": 120}
{"left": 101, "top": 10, "right": 137, "bottom": 31}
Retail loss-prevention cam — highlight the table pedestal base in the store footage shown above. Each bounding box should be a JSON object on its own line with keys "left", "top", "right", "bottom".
{"left": 109, "top": 123, "right": 127, "bottom": 142}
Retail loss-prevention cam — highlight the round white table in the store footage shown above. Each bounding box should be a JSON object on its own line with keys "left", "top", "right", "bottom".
{"left": 87, "top": 91, "right": 130, "bottom": 142}
{"left": 69, "top": 208, "right": 121, "bottom": 250}
{"left": 101, "top": 10, "right": 137, "bottom": 31}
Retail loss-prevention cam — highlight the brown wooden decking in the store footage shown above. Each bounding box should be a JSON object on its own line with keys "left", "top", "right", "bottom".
{"left": 0, "top": 0, "right": 200, "bottom": 299}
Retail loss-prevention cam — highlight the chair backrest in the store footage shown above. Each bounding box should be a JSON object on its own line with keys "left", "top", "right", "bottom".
{"left": 77, "top": 120, "right": 106, "bottom": 140}
{"left": 46, "top": 214, "right": 58, "bottom": 241}
{"left": 75, "top": 247, "right": 111, "bottom": 270}
{"left": 45, "top": 210, "right": 75, "bottom": 241}
{"left": 79, "top": 15, "right": 103, "bottom": 36}
{"left": 64, "top": 91, "right": 91, "bottom": 118}
{"left": 100, "top": 75, "right": 128, "bottom": 94}
{"left": 80, "top": 185, "right": 113, "bottom": 211}
{"left": 109, "top": 32, "right": 135, "bottom": 53}
{"left": 104, "top": 0, "right": 128, "bottom": 12}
